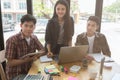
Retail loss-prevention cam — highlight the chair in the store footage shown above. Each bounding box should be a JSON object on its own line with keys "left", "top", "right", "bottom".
{"left": 0, "top": 50, "right": 7, "bottom": 80}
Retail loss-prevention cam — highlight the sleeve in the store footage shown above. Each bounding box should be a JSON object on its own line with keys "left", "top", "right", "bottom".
{"left": 75, "top": 34, "right": 82, "bottom": 46}
{"left": 101, "top": 34, "right": 111, "bottom": 57}
{"left": 33, "top": 35, "right": 44, "bottom": 50}
{"left": 5, "top": 38, "right": 17, "bottom": 59}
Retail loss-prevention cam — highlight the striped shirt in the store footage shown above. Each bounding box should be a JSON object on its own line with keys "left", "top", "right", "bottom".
{"left": 5, "top": 32, "right": 44, "bottom": 80}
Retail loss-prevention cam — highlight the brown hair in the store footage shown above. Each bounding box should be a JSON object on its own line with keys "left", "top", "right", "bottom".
{"left": 87, "top": 16, "right": 100, "bottom": 26}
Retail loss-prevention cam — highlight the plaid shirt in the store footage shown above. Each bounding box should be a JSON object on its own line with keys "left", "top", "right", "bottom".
{"left": 5, "top": 32, "right": 44, "bottom": 80}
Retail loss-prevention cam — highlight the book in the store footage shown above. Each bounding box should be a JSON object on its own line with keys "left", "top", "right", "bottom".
{"left": 21, "top": 50, "right": 45, "bottom": 59}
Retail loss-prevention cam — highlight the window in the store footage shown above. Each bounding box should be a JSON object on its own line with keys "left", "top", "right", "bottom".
{"left": 16, "top": 14, "right": 24, "bottom": 22}
{"left": 3, "top": 2, "right": 11, "bottom": 9}
{"left": 1, "top": 0, "right": 27, "bottom": 44}
{"left": 33, "top": 0, "right": 58, "bottom": 45}
{"left": 71, "top": 0, "right": 96, "bottom": 44}
{"left": 3, "top": 14, "right": 12, "bottom": 20}
{"left": 19, "top": 2, "right": 26, "bottom": 10}
{"left": 101, "top": 0, "right": 120, "bottom": 63}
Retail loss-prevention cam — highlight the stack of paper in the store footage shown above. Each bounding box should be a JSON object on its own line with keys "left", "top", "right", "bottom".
{"left": 44, "top": 65, "right": 60, "bottom": 75}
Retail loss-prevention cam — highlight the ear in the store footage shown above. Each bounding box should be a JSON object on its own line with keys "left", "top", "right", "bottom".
{"left": 20, "top": 23, "right": 22, "bottom": 28}
{"left": 96, "top": 25, "right": 99, "bottom": 30}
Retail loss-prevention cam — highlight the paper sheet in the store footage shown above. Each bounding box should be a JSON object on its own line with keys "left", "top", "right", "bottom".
{"left": 88, "top": 53, "right": 114, "bottom": 62}
{"left": 104, "top": 62, "right": 113, "bottom": 67}
{"left": 112, "top": 73, "right": 120, "bottom": 80}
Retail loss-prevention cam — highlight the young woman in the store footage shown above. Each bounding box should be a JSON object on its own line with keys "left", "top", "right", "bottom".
{"left": 45, "top": 0, "right": 74, "bottom": 57}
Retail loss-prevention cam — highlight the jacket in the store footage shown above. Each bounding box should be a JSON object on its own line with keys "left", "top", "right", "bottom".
{"left": 75, "top": 32, "right": 111, "bottom": 57}
{"left": 45, "top": 17, "right": 74, "bottom": 53}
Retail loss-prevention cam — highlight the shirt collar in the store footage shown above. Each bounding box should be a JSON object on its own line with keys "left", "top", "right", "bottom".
{"left": 19, "top": 31, "right": 34, "bottom": 40}
{"left": 82, "top": 32, "right": 99, "bottom": 38}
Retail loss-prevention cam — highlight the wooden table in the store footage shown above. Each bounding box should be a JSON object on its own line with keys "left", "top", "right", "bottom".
{"left": 28, "top": 59, "right": 120, "bottom": 80}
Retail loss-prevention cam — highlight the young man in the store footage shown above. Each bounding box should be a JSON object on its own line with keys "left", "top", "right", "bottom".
{"left": 5, "top": 14, "right": 45, "bottom": 80}
{"left": 75, "top": 16, "right": 111, "bottom": 57}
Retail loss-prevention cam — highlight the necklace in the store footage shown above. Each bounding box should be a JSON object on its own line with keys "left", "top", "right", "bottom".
{"left": 59, "top": 20, "right": 64, "bottom": 26}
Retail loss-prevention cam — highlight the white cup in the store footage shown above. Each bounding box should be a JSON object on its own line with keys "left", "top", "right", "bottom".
{"left": 89, "top": 70, "right": 97, "bottom": 80}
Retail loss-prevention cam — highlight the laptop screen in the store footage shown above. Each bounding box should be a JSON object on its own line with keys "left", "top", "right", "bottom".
{"left": 58, "top": 45, "right": 88, "bottom": 64}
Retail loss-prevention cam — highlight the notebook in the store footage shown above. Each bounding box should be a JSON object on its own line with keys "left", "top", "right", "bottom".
{"left": 58, "top": 45, "right": 88, "bottom": 64}
{"left": 40, "top": 55, "right": 53, "bottom": 62}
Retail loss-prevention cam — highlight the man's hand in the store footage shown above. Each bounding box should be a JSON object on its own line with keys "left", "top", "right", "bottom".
{"left": 23, "top": 54, "right": 39, "bottom": 62}
{"left": 85, "top": 55, "right": 94, "bottom": 63}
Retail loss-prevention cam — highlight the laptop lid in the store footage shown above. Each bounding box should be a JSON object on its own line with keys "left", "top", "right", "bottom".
{"left": 58, "top": 45, "right": 88, "bottom": 64}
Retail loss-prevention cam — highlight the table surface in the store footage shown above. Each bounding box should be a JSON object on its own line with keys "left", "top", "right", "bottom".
{"left": 28, "top": 59, "right": 120, "bottom": 80}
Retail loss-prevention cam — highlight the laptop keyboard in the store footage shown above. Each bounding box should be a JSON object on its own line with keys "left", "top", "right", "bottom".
{"left": 23, "top": 74, "right": 44, "bottom": 80}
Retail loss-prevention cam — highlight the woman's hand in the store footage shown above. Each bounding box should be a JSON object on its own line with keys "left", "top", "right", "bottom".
{"left": 47, "top": 51, "right": 54, "bottom": 58}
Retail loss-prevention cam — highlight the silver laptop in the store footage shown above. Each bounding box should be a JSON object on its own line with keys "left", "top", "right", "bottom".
{"left": 58, "top": 45, "right": 88, "bottom": 64}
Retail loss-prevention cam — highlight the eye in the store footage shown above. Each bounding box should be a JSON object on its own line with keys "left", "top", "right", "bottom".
{"left": 24, "top": 24, "right": 28, "bottom": 27}
{"left": 30, "top": 25, "right": 34, "bottom": 28}
{"left": 57, "top": 8, "right": 60, "bottom": 11}
{"left": 62, "top": 8, "right": 65, "bottom": 11}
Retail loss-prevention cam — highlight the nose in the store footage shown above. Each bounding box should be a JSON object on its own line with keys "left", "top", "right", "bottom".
{"left": 58, "top": 9, "right": 63, "bottom": 13}
{"left": 87, "top": 25, "right": 92, "bottom": 30}
{"left": 26, "top": 26, "right": 31, "bottom": 30}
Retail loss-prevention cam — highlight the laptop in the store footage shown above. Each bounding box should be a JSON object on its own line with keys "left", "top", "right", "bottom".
{"left": 58, "top": 45, "right": 88, "bottom": 64}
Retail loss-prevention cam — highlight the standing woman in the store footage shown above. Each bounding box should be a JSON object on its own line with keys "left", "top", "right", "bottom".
{"left": 45, "top": 0, "right": 74, "bottom": 57}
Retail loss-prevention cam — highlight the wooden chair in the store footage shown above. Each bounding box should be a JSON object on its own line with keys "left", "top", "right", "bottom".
{"left": 0, "top": 50, "right": 7, "bottom": 80}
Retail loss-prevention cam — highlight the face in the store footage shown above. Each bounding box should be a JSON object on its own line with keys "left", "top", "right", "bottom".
{"left": 20, "top": 21, "right": 35, "bottom": 37}
{"left": 86, "top": 20, "right": 98, "bottom": 36}
{"left": 56, "top": 3, "right": 66, "bottom": 19}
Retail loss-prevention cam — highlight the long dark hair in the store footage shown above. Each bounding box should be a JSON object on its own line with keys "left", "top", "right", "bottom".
{"left": 52, "top": 0, "right": 70, "bottom": 19}
{"left": 52, "top": 0, "right": 74, "bottom": 43}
